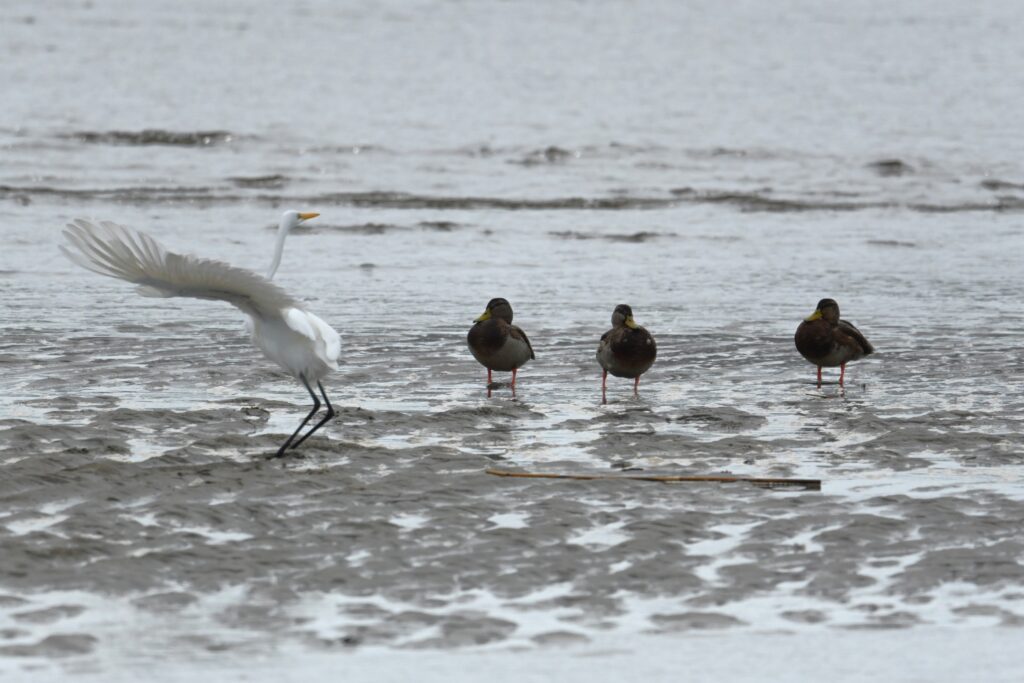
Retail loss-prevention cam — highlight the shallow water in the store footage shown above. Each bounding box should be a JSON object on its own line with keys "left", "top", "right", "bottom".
{"left": 2, "top": 0, "right": 1024, "bottom": 679}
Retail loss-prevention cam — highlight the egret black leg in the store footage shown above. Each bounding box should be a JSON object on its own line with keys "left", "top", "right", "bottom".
{"left": 291, "top": 381, "right": 336, "bottom": 449}
{"left": 269, "top": 374, "right": 320, "bottom": 459}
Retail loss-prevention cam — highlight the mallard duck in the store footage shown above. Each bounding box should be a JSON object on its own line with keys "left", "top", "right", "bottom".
{"left": 597, "top": 304, "right": 657, "bottom": 399}
{"left": 467, "top": 297, "right": 535, "bottom": 392}
{"left": 794, "top": 298, "right": 874, "bottom": 387}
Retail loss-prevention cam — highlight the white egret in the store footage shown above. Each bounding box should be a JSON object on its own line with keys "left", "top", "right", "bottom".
{"left": 60, "top": 211, "right": 342, "bottom": 458}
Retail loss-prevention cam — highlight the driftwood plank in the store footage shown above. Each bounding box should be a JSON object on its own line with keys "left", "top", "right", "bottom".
{"left": 485, "top": 468, "right": 821, "bottom": 491}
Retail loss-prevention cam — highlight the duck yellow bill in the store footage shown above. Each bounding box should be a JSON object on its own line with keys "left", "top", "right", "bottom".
{"left": 804, "top": 310, "right": 823, "bottom": 322}
{"left": 625, "top": 316, "right": 639, "bottom": 329}
{"left": 474, "top": 309, "right": 492, "bottom": 322}
{"left": 298, "top": 212, "right": 320, "bottom": 220}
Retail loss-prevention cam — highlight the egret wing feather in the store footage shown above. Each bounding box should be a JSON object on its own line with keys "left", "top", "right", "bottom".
{"left": 283, "top": 308, "right": 342, "bottom": 370}
{"left": 283, "top": 307, "right": 318, "bottom": 340}
{"left": 305, "top": 310, "right": 342, "bottom": 369}
{"left": 61, "top": 219, "right": 300, "bottom": 319}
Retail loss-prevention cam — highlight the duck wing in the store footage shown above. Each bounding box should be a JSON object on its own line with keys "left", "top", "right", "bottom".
{"left": 509, "top": 324, "right": 536, "bottom": 360}
{"left": 837, "top": 319, "right": 875, "bottom": 355}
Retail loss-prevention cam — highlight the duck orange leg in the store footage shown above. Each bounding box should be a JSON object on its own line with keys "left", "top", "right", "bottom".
{"left": 816, "top": 366, "right": 822, "bottom": 388}
{"left": 839, "top": 363, "right": 846, "bottom": 387}
{"left": 633, "top": 376, "right": 640, "bottom": 397}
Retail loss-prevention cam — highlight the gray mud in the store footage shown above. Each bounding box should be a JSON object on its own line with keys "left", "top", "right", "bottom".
{"left": 2, "top": 311, "right": 1023, "bottom": 665}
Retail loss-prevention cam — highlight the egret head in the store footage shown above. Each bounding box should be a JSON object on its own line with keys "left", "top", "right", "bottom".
{"left": 279, "top": 210, "right": 320, "bottom": 232}
{"left": 611, "top": 304, "right": 638, "bottom": 329}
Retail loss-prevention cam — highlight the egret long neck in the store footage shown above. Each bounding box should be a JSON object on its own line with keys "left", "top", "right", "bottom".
{"left": 265, "top": 224, "right": 289, "bottom": 280}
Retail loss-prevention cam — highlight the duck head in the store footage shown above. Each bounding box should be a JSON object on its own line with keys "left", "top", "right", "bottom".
{"left": 475, "top": 297, "right": 514, "bottom": 323}
{"left": 612, "top": 304, "right": 639, "bottom": 329}
{"left": 804, "top": 298, "right": 840, "bottom": 324}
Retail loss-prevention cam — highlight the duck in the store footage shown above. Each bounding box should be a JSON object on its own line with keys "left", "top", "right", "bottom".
{"left": 794, "top": 298, "right": 874, "bottom": 387}
{"left": 597, "top": 304, "right": 657, "bottom": 400}
{"left": 467, "top": 297, "right": 535, "bottom": 393}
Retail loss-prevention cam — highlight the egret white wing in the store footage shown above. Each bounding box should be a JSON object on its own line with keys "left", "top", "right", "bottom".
{"left": 283, "top": 308, "right": 342, "bottom": 370}
{"left": 61, "top": 219, "right": 300, "bottom": 319}
{"left": 305, "top": 310, "right": 342, "bottom": 368}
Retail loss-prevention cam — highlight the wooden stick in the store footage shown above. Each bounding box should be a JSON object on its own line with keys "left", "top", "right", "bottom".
{"left": 485, "top": 468, "right": 821, "bottom": 491}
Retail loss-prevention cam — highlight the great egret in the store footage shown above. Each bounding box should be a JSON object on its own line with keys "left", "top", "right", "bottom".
{"left": 597, "top": 304, "right": 657, "bottom": 402}
{"left": 60, "top": 211, "right": 342, "bottom": 458}
{"left": 794, "top": 298, "right": 874, "bottom": 387}
{"left": 467, "top": 297, "right": 535, "bottom": 396}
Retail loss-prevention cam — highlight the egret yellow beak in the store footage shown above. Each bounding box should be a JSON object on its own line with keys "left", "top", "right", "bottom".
{"left": 625, "top": 316, "right": 639, "bottom": 329}
{"left": 474, "top": 309, "right": 492, "bottom": 323}
{"left": 804, "top": 310, "right": 823, "bottom": 322}
{"left": 298, "top": 212, "right": 320, "bottom": 221}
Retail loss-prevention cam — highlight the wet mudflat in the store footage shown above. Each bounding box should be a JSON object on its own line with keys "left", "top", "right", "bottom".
{"left": 2, "top": 0, "right": 1024, "bottom": 680}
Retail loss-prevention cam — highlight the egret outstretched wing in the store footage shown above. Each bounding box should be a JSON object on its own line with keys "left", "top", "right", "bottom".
{"left": 61, "top": 219, "right": 299, "bottom": 319}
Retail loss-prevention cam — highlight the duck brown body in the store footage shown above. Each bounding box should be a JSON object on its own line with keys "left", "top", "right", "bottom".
{"left": 794, "top": 318, "right": 873, "bottom": 367}
{"left": 467, "top": 316, "right": 535, "bottom": 371}
{"left": 598, "top": 323, "right": 656, "bottom": 378}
